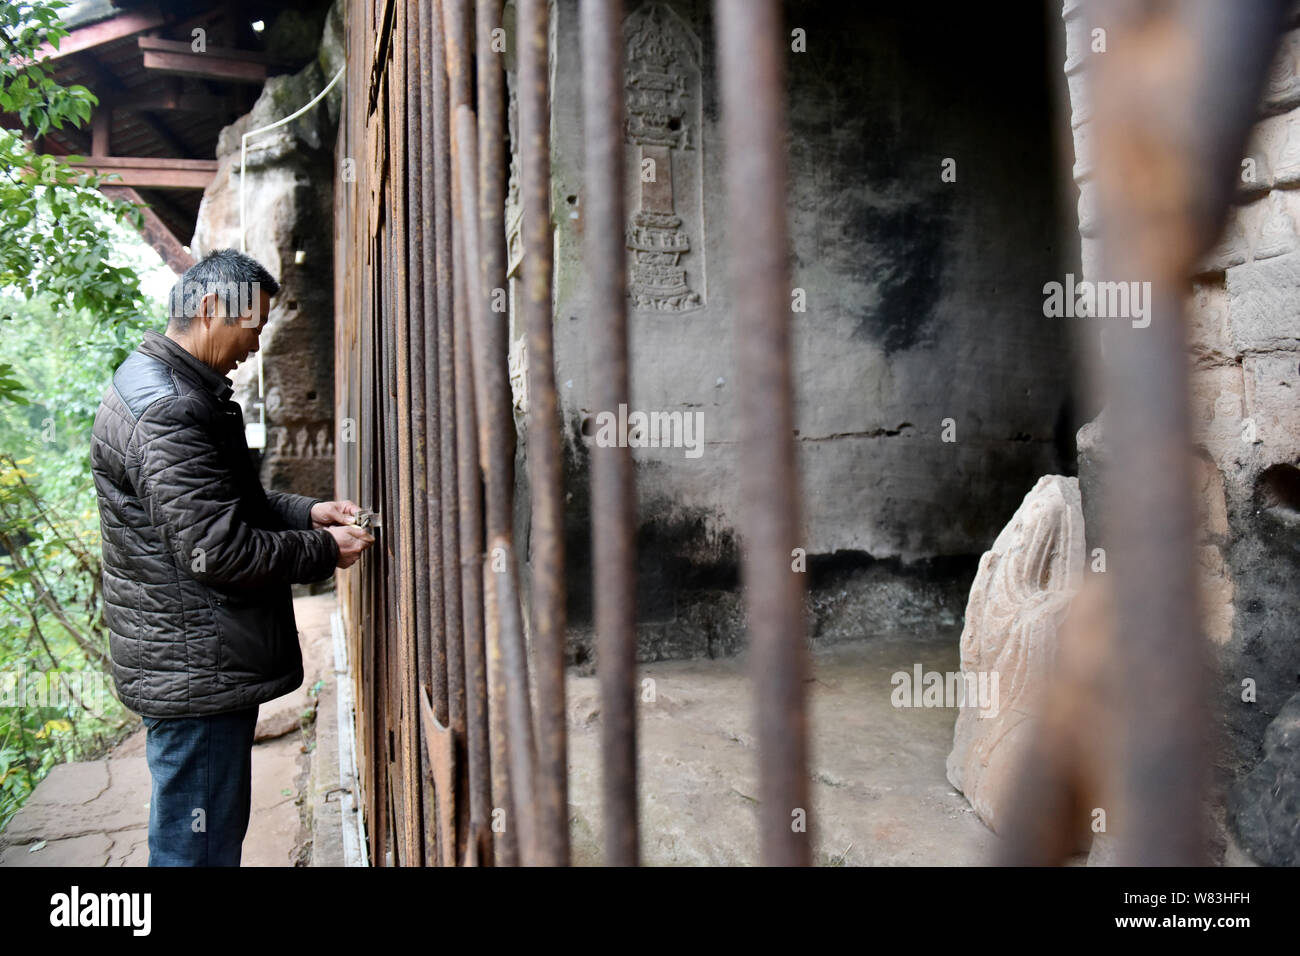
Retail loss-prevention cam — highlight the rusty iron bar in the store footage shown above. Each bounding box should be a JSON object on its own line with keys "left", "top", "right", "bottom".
{"left": 339, "top": 0, "right": 367, "bottom": 864}
{"left": 479, "top": 562, "right": 510, "bottom": 866}
{"left": 999, "top": 0, "right": 1289, "bottom": 866}
{"left": 379, "top": 208, "right": 398, "bottom": 862}
{"left": 1094, "top": 2, "right": 1292, "bottom": 856}
{"left": 362, "top": 64, "right": 379, "bottom": 865}
{"left": 580, "top": 0, "right": 639, "bottom": 868}
{"left": 416, "top": 0, "right": 449, "bottom": 865}
{"left": 460, "top": 100, "right": 538, "bottom": 867}
{"left": 374, "top": 10, "right": 396, "bottom": 864}
{"left": 475, "top": 0, "right": 516, "bottom": 869}
{"left": 448, "top": 114, "right": 473, "bottom": 865}
{"left": 418, "top": 0, "right": 448, "bottom": 726}
{"left": 403, "top": 0, "right": 429, "bottom": 720}
{"left": 390, "top": 0, "right": 423, "bottom": 867}
{"left": 403, "top": 0, "right": 436, "bottom": 858}
{"left": 475, "top": 0, "right": 516, "bottom": 526}
{"left": 377, "top": 105, "right": 392, "bottom": 866}
{"left": 715, "top": 0, "right": 812, "bottom": 867}
{"left": 382, "top": 92, "right": 408, "bottom": 865}
{"left": 442, "top": 0, "right": 480, "bottom": 867}
{"left": 492, "top": 536, "right": 537, "bottom": 858}
{"left": 444, "top": 0, "right": 475, "bottom": 111}
{"left": 416, "top": 0, "right": 448, "bottom": 866}
{"left": 430, "top": 0, "right": 465, "bottom": 867}
{"left": 518, "top": 0, "right": 569, "bottom": 868}
{"left": 452, "top": 103, "right": 493, "bottom": 867}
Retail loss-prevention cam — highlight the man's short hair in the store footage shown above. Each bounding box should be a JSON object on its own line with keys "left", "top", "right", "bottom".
{"left": 167, "top": 248, "right": 280, "bottom": 332}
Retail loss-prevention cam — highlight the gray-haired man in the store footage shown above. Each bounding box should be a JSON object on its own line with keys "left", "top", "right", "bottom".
{"left": 90, "top": 248, "right": 373, "bottom": 865}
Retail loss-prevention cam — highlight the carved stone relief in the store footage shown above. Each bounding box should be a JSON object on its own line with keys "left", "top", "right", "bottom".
{"left": 625, "top": 2, "right": 704, "bottom": 313}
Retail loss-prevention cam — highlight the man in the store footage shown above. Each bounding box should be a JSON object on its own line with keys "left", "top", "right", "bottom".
{"left": 90, "top": 248, "right": 374, "bottom": 866}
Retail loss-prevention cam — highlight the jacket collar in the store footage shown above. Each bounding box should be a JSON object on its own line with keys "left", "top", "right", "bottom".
{"left": 138, "top": 329, "right": 234, "bottom": 403}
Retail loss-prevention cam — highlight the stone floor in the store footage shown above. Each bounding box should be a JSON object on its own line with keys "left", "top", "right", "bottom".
{"left": 566, "top": 629, "right": 999, "bottom": 865}
{"left": 0, "top": 593, "right": 337, "bottom": 868}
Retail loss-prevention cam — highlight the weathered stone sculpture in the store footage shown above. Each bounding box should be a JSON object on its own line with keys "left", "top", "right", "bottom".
{"left": 947, "top": 475, "right": 1086, "bottom": 833}
{"left": 1228, "top": 691, "right": 1300, "bottom": 865}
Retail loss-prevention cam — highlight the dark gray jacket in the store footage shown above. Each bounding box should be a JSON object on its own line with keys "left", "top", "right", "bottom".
{"left": 90, "top": 329, "right": 339, "bottom": 718}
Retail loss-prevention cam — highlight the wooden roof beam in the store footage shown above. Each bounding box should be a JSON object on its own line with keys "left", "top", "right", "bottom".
{"left": 58, "top": 155, "right": 218, "bottom": 190}
{"left": 99, "top": 185, "right": 195, "bottom": 276}
{"left": 138, "top": 37, "right": 284, "bottom": 85}
{"left": 25, "top": 5, "right": 166, "bottom": 63}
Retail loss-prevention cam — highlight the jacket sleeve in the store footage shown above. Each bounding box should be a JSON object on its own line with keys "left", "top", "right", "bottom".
{"left": 132, "top": 394, "right": 339, "bottom": 588}
{"left": 266, "top": 490, "right": 320, "bottom": 531}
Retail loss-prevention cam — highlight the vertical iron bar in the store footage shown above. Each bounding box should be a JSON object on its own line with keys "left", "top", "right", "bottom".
{"left": 420, "top": 0, "right": 448, "bottom": 737}
{"left": 475, "top": 0, "right": 516, "bottom": 869}
{"left": 379, "top": 218, "right": 398, "bottom": 864}
{"left": 405, "top": 0, "right": 434, "bottom": 863}
{"left": 442, "top": 0, "right": 477, "bottom": 867}
{"left": 417, "top": 0, "right": 449, "bottom": 865}
{"left": 580, "top": 0, "right": 638, "bottom": 867}
{"left": 452, "top": 104, "right": 492, "bottom": 867}
{"left": 432, "top": 0, "right": 465, "bottom": 866}
{"left": 390, "top": 0, "right": 422, "bottom": 867}
{"left": 715, "top": 0, "right": 811, "bottom": 867}
{"left": 518, "top": 0, "right": 569, "bottom": 870}
{"left": 1089, "top": 0, "right": 1286, "bottom": 865}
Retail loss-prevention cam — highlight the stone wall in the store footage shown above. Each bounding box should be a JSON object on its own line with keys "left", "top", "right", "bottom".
{"left": 1060, "top": 0, "right": 1300, "bottom": 864}
{"left": 514, "top": 0, "right": 1078, "bottom": 659}
{"left": 189, "top": 2, "right": 344, "bottom": 503}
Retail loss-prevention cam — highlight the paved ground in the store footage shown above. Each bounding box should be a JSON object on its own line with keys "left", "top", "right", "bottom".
{"left": 0, "top": 593, "right": 337, "bottom": 868}
{"left": 1, "top": 598, "right": 1001, "bottom": 866}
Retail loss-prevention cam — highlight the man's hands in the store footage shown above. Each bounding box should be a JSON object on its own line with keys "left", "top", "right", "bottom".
{"left": 311, "top": 499, "right": 362, "bottom": 528}
{"left": 312, "top": 500, "right": 375, "bottom": 569}
{"left": 326, "top": 525, "right": 375, "bottom": 569}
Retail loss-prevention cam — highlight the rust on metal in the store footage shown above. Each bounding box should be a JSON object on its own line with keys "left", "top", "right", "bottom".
{"left": 999, "top": 0, "right": 1289, "bottom": 866}
{"left": 715, "top": 0, "right": 812, "bottom": 867}
{"left": 518, "top": 0, "right": 569, "bottom": 870}
{"left": 580, "top": 0, "right": 639, "bottom": 868}
{"left": 420, "top": 684, "right": 458, "bottom": 867}
{"left": 451, "top": 102, "right": 492, "bottom": 867}
{"left": 475, "top": 0, "right": 516, "bottom": 870}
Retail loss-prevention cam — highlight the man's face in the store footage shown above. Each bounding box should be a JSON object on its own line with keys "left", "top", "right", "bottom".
{"left": 207, "top": 290, "right": 271, "bottom": 374}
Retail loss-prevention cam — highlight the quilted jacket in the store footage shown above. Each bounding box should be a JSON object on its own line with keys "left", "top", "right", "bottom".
{"left": 90, "top": 329, "right": 339, "bottom": 718}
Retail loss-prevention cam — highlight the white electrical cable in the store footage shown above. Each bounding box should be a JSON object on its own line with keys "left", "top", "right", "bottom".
{"left": 237, "top": 63, "right": 345, "bottom": 448}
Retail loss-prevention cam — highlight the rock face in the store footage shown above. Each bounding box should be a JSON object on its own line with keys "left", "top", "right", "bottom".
{"left": 1228, "top": 692, "right": 1300, "bottom": 865}
{"left": 1059, "top": 0, "right": 1300, "bottom": 864}
{"left": 946, "top": 475, "right": 1086, "bottom": 834}
{"left": 189, "top": 1, "right": 344, "bottom": 502}
{"left": 516, "top": 0, "right": 1077, "bottom": 657}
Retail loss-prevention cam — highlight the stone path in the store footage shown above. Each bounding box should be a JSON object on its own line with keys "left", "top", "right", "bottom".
{"left": 0, "top": 593, "right": 338, "bottom": 868}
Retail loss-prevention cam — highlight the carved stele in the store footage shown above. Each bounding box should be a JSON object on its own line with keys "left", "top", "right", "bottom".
{"left": 946, "top": 475, "right": 1086, "bottom": 834}
{"left": 624, "top": 2, "right": 703, "bottom": 312}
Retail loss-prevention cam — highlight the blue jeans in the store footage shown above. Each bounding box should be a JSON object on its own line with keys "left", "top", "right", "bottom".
{"left": 142, "top": 706, "right": 260, "bottom": 866}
